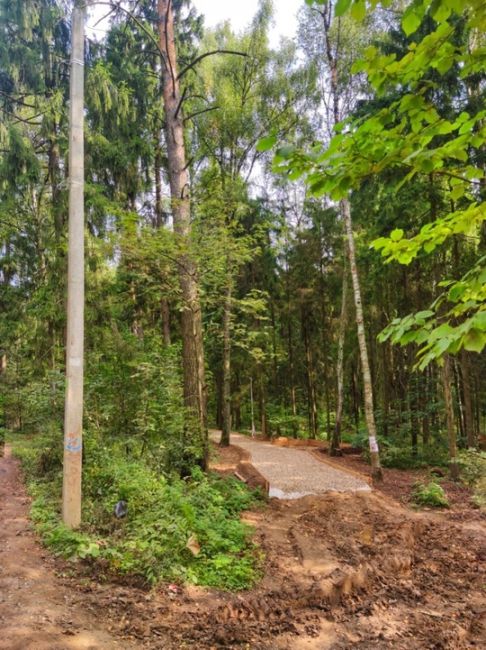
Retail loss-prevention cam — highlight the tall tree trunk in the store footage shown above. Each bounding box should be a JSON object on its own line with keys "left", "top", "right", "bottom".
{"left": 341, "top": 199, "right": 382, "bottom": 480}
{"left": 330, "top": 266, "right": 347, "bottom": 456}
{"left": 302, "top": 304, "right": 318, "bottom": 439}
{"left": 220, "top": 280, "right": 232, "bottom": 446}
{"left": 442, "top": 355, "right": 459, "bottom": 479}
{"left": 409, "top": 377, "right": 419, "bottom": 458}
{"left": 259, "top": 371, "right": 267, "bottom": 437}
{"left": 270, "top": 301, "right": 279, "bottom": 389}
{"left": 62, "top": 1, "right": 85, "bottom": 529}
{"left": 158, "top": 0, "right": 207, "bottom": 465}
{"left": 421, "top": 368, "right": 431, "bottom": 446}
{"left": 453, "top": 357, "right": 465, "bottom": 442}
{"left": 152, "top": 82, "right": 172, "bottom": 347}
{"left": 318, "top": 5, "right": 381, "bottom": 475}
{"left": 287, "top": 319, "right": 297, "bottom": 416}
{"left": 351, "top": 363, "right": 360, "bottom": 434}
{"left": 461, "top": 350, "right": 476, "bottom": 448}
{"left": 285, "top": 261, "right": 297, "bottom": 417}
{"left": 154, "top": 130, "right": 164, "bottom": 228}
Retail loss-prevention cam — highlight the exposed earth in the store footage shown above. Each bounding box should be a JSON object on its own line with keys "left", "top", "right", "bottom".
{"left": 1, "top": 437, "right": 485, "bottom": 649}
{"left": 0, "top": 445, "right": 135, "bottom": 650}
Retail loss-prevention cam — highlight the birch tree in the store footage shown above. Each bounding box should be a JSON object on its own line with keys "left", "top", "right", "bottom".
{"left": 298, "top": 1, "right": 383, "bottom": 475}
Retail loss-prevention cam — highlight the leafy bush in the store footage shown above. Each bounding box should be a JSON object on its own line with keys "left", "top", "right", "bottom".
{"left": 266, "top": 406, "right": 308, "bottom": 439}
{"left": 13, "top": 432, "right": 262, "bottom": 590}
{"left": 456, "top": 449, "right": 486, "bottom": 487}
{"left": 471, "top": 477, "right": 486, "bottom": 509}
{"left": 412, "top": 481, "right": 449, "bottom": 508}
{"left": 381, "top": 445, "right": 449, "bottom": 470}
{"left": 456, "top": 449, "right": 486, "bottom": 510}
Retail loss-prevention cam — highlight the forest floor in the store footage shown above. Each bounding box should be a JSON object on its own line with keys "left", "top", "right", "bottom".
{"left": 1, "top": 439, "right": 485, "bottom": 649}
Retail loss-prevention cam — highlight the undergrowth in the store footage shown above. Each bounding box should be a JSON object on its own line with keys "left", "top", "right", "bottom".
{"left": 457, "top": 449, "right": 486, "bottom": 508}
{"left": 412, "top": 480, "right": 449, "bottom": 508}
{"left": 12, "top": 432, "right": 263, "bottom": 590}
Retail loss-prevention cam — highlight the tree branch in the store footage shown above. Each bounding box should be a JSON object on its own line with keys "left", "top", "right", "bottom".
{"left": 177, "top": 50, "right": 247, "bottom": 81}
{"left": 183, "top": 105, "right": 219, "bottom": 123}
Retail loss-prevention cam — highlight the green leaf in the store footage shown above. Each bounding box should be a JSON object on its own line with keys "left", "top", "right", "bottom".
{"left": 432, "top": 3, "right": 452, "bottom": 22}
{"left": 256, "top": 135, "right": 277, "bottom": 152}
{"left": 415, "top": 310, "right": 434, "bottom": 320}
{"left": 390, "top": 228, "right": 404, "bottom": 241}
{"left": 402, "top": 7, "right": 422, "bottom": 36}
{"left": 463, "top": 329, "right": 486, "bottom": 353}
{"left": 350, "top": 0, "right": 366, "bottom": 21}
{"left": 335, "top": 0, "right": 352, "bottom": 17}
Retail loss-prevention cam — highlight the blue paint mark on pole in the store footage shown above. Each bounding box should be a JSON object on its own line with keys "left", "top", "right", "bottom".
{"left": 65, "top": 433, "right": 82, "bottom": 453}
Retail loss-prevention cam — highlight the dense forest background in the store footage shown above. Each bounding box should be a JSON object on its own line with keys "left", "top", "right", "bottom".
{"left": 0, "top": 0, "right": 485, "bottom": 480}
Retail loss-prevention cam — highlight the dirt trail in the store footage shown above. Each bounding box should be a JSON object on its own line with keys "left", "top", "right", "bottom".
{"left": 210, "top": 431, "right": 370, "bottom": 496}
{"left": 0, "top": 445, "right": 136, "bottom": 650}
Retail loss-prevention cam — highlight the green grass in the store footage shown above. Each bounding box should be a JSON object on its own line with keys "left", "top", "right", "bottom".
{"left": 11, "top": 431, "right": 263, "bottom": 590}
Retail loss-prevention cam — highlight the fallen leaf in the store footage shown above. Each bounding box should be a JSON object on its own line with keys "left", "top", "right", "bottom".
{"left": 186, "top": 534, "right": 200, "bottom": 556}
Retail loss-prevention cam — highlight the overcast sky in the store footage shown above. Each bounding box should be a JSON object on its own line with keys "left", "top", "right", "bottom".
{"left": 86, "top": 0, "right": 303, "bottom": 47}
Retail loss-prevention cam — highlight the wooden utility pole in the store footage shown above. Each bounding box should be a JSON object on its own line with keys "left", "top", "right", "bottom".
{"left": 62, "top": 0, "right": 85, "bottom": 528}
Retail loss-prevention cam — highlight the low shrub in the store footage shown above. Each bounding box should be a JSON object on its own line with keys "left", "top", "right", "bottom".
{"left": 471, "top": 476, "right": 486, "bottom": 509}
{"left": 412, "top": 481, "right": 449, "bottom": 508}
{"left": 13, "top": 432, "right": 263, "bottom": 590}
{"left": 456, "top": 449, "right": 486, "bottom": 509}
{"left": 456, "top": 449, "right": 486, "bottom": 487}
{"left": 381, "top": 445, "right": 449, "bottom": 470}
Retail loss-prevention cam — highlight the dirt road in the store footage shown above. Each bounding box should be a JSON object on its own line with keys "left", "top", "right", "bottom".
{"left": 0, "top": 445, "right": 134, "bottom": 650}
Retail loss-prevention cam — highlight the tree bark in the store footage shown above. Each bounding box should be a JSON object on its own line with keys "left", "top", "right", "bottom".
{"left": 341, "top": 199, "right": 382, "bottom": 480}
{"left": 158, "top": 0, "right": 207, "bottom": 466}
{"left": 154, "top": 130, "right": 164, "bottom": 228}
{"left": 220, "top": 280, "right": 232, "bottom": 446}
{"left": 287, "top": 319, "right": 297, "bottom": 416}
{"left": 442, "top": 355, "right": 459, "bottom": 479}
{"left": 461, "top": 350, "right": 476, "bottom": 448}
{"left": 330, "top": 265, "right": 347, "bottom": 456}
{"left": 62, "top": 0, "right": 85, "bottom": 529}
{"left": 302, "top": 303, "right": 318, "bottom": 439}
{"left": 421, "top": 367, "right": 431, "bottom": 446}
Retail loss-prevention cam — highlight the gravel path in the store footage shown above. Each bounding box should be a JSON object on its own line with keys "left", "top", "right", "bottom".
{"left": 213, "top": 433, "right": 371, "bottom": 498}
